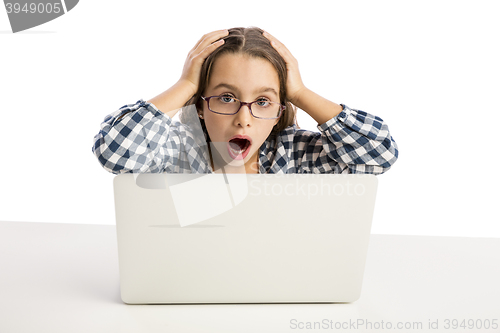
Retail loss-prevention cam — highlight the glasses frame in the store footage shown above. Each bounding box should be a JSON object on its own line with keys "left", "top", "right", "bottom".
{"left": 201, "top": 95, "right": 285, "bottom": 120}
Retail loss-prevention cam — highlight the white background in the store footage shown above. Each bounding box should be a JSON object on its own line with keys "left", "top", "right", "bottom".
{"left": 0, "top": 0, "right": 499, "bottom": 237}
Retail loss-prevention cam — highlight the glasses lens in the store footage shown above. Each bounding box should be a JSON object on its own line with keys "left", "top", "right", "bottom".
{"left": 209, "top": 96, "right": 282, "bottom": 119}
{"left": 252, "top": 100, "right": 282, "bottom": 119}
{"left": 210, "top": 96, "right": 240, "bottom": 114}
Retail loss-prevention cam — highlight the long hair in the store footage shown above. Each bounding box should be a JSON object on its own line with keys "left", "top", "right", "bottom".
{"left": 180, "top": 26, "right": 299, "bottom": 141}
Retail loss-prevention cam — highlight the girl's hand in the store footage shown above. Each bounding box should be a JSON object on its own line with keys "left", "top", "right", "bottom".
{"left": 262, "top": 31, "right": 306, "bottom": 105}
{"left": 178, "top": 29, "right": 229, "bottom": 96}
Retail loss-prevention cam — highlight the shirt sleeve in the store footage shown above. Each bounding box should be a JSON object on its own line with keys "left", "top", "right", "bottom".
{"left": 290, "top": 104, "right": 399, "bottom": 175}
{"left": 317, "top": 104, "right": 399, "bottom": 174}
{"left": 91, "top": 99, "right": 210, "bottom": 174}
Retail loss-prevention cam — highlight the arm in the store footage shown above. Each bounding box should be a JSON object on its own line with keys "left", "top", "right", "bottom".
{"left": 290, "top": 87, "right": 344, "bottom": 126}
{"left": 286, "top": 86, "right": 400, "bottom": 174}
{"left": 291, "top": 104, "right": 399, "bottom": 174}
{"left": 113, "top": 80, "right": 194, "bottom": 123}
{"left": 92, "top": 98, "right": 213, "bottom": 174}
{"left": 321, "top": 104, "right": 398, "bottom": 174}
{"left": 262, "top": 31, "right": 398, "bottom": 174}
{"left": 145, "top": 80, "right": 196, "bottom": 119}
{"left": 92, "top": 100, "right": 171, "bottom": 174}
{"left": 93, "top": 30, "right": 229, "bottom": 173}
{"left": 290, "top": 89, "right": 398, "bottom": 174}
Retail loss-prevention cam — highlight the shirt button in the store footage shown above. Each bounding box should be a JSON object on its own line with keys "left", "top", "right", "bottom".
{"left": 339, "top": 111, "right": 346, "bottom": 119}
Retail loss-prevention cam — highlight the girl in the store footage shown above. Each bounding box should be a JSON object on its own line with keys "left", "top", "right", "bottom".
{"left": 92, "top": 27, "right": 399, "bottom": 174}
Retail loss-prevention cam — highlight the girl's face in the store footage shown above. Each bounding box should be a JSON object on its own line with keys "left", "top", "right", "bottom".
{"left": 200, "top": 53, "right": 281, "bottom": 173}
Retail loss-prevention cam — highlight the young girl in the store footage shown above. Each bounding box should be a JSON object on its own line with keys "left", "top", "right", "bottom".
{"left": 92, "top": 27, "right": 399, "bottom": 175}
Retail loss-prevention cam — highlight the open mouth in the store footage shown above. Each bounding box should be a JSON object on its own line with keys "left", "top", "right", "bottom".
{"left": 227, "top": 137, "right": 252, "bottom": 160}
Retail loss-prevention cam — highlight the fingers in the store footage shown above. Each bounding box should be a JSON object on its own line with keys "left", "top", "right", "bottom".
{"left": 180, "top": 29, "right": 229, "bottom": 92}
{"left": 262, "top": 30, "right": 296, "bottom": 62}
{"left": 192, "top": 29, "right": 229, "bottom": 55}
{"left": 198, "top": 37, "right": 224, "bottom": 58}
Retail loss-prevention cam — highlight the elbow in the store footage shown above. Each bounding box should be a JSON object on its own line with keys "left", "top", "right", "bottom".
{"left": 375, "top": 136, "right": 399, "bottom": 175}
{"left": 349, "top": 136, "right": 399, "bottom": 175}
{"left": 92, "top": 135, "right": 124, "bottom": 175}
{"left": 373, "top": 154, "right": 398, "bottom": 175}
{"left": 92, "top": 132, "right": 134, "bottom": 175}
{"left": 92, "top": 132, "right": 164, "bottom": 174}
{"left": 372, "top": 136, "right": 399, "bottom": 175}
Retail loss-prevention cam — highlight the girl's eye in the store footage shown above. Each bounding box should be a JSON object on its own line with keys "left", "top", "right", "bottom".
{"left": 219, "top": 95, "right": 236, "bottom": 103}
{"left": 256, "top": 98, "right": 271, "bottom": 107}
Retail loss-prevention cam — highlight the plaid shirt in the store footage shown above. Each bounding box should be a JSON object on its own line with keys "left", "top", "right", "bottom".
{"left": 92, "top": 99, "right": 398, "bottom": 175}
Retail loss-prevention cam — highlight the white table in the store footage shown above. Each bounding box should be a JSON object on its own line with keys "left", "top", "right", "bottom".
{"left": 1, "top": 221, "right": 499, "bottom": 333}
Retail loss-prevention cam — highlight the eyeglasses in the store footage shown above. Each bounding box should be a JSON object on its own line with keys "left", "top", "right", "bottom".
{"left": 201, "top": 95, "right": 285, "bottom": 120}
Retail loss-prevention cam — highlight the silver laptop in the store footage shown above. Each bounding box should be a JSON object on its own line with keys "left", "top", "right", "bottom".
{"left": 113, "top": 173, "right": 378, "bottom": 304}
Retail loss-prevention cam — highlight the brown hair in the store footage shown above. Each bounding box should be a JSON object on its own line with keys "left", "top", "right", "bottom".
{"left": 180, "top": 26, "right": 299, "bottom": 141}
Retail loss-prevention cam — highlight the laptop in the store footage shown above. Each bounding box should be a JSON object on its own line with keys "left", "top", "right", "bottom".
{"left": 113, "top": 173, "right": 378, "bottom": 304}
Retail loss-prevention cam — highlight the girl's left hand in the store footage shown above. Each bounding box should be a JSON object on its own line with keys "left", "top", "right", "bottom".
{"left": 263, "top": 30, "right": 306, "bottom": 105}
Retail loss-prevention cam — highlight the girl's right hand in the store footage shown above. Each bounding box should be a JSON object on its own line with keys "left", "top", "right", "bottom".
{"left": 178, "top": 29, "right": 229, "bottom": 96}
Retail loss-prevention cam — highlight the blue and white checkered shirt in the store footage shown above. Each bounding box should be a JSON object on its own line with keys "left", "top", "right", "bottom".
{"left": 92, "top": 99, "right": 398, "bottom": 175}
